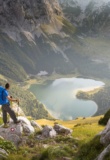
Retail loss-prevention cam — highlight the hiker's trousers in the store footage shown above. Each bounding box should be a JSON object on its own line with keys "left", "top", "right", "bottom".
{"left": 1, "top": 104, "right": 17, "bottom": 124}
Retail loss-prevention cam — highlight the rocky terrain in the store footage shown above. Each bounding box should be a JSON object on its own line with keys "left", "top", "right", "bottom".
{"left": 59, "top": 0, "right": 110, "bottom": 35}
{"left": 0, "top": 1, "right": 110, "bottom": 159}
{"left": 0, "top": 0, "right": 75, "bottom": 81}
{"left": 1, "top": 0, "right": 110, "bottom": 82}
{"left": 0, "top": 110, "right": 110, "bottom": 160}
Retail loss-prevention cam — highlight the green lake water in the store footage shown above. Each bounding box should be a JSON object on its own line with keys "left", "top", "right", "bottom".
{"left": 29, "top": 78, "right": 104, "bottom": 120}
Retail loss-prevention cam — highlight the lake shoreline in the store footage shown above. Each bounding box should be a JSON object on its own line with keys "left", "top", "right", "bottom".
{"left": 29, "top": 77, "right": 104, "bottom": 120}
{"left": 23, "top": 73, "right": 105, "bottom": 90}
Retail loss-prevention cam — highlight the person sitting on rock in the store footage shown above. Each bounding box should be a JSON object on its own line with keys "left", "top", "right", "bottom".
{"left": 1, "top": 83, "right": 20, "bottom": 128}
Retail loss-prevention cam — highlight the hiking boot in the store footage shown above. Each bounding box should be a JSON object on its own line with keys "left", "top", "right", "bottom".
{"left": 14, "top": 120, "right": 20, "bottom": 124}
{"left": 3, "top": 124, "right": 9, "bottom": 128}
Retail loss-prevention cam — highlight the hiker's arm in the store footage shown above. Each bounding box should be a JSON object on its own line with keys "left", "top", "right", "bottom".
{"left": 7, "top": 96, "right": 19, "bottom": 103}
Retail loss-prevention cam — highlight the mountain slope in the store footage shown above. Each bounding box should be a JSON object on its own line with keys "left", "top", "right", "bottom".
{"left": 0, "top": 0, "right": 77, "bottom": 81}
{"left": 59, "top": 0, "right": 110, "bottom": 35}
{"left": 0, "top": 76, "right": 53, "bottom": 120}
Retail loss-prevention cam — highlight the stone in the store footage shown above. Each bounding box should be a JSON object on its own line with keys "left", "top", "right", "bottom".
{"left": 95, "top": 144, "right": 110, "bottom": 160}
{"left": 0, "top": 0, "right": 62, "bottom": 42}
{"left": 100, "top": 119, "right": 110, "bottom": 145}
{"left": 42, "top": 125, "right": 57, "bottom": 138}
{"left": 0, "top": 148, "right": 8, "bottom": 159}
{"left": 54, "top": 124, "right": 72, "bottom": 135}
{"left": 7, "top": 134, "right": 21, "bottom": 147}
{"left": 17, "top": 116, "right": 31, "bottom": 126}
{"left": 100, "top": 130, "right": 110, "bottom": 146}
{"left": 0, "top": 116, "right": 35, "bottom": 146}
{"left": 95, "top": 119, "right": 110, "bottom": 160}
{"left": 0, "top": 123, "right": 23, "bottom": 138}
{"left": 31, "top": 120, "right": 42, "bottom": 130}
{"left": 22, "top": 123, "right": 35, "bottom": 135}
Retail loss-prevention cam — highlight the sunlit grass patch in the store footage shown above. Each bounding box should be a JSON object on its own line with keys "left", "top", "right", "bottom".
{"left": 73, "top": 123, "right": 104, "bottom": 143}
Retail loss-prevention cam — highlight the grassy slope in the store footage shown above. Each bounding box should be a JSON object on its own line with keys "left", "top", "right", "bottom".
{"left": 37, "top": 116, "right": 104, "bottom": 141}
{"left": 5, "top": 115, "right": 105, "bottom": 160}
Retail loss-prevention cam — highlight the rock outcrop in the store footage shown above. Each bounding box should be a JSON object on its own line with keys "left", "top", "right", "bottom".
{"left": 31, "top": 120, "right": 43, "bottom": 130}
{"left": 54, "top": 124, "right": 72, "bottom": 135}
{"left": 0, "top": 0, "right": 62, "bottom": 40}
{"left": 0, "top": 116, "right": 42, "bottom": 146}
{"left": 41, "top": 125, "right": 57, "bottom": 138}
{"left": 95, "top": 119, "right": 110, "bottom": 160}
{"left": 38, "top": 124, "right": 72, "bottom": 139}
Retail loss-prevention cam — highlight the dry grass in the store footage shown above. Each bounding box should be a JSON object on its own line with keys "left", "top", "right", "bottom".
{"left": 36, "top": 115, "right": 103, "bottom": 129}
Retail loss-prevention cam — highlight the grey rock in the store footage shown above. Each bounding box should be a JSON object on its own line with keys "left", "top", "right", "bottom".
{"left": 7, "top": 134, "right": 21, "bottom": 147}
{"left": 42, "top": 125, "right": 57, "bottom": 138}
{"left": 0, "top": 123, "right": 23, "bottom": 138}
{"left": 95, "top": 144, "right": 110, "bottom": 160}
{"left": 17, "top": 116, "right": 31, "bottom": 126}
{"left": 31, "top": 120, "right": 42, "bottom": 130}
{"left": 0, "top": 116, "right": 35, "bottom": 146}
{"left": 100, "top": 119, "right": 110, "bottom": 145}
{"left": 95, "top": 119, "right": 110, "bottom": 160}
{"left": 22, "top": 123, "right": 34, "bottom": 135}
{"left": 0, "top": 148, "right": 8, "bottom": 159}
{"left": 54, "top": 124, "right": 72, "bottom": 135}
{"left": 0, "top": 0, "right": 62, "bottom": 41}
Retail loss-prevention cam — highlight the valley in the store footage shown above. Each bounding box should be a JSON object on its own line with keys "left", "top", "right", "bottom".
{"left": 0, "top": 0, "right": 110, "bottom": 159}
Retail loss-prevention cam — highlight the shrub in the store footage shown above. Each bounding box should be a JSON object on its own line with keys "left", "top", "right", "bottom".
{"left": 99, "top": 109, "right": 110, "bottom": 125}
{"left": 75, "top": 136, "right": 104, "bottom": 160}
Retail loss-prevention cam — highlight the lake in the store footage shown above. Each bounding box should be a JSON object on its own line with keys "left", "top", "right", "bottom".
{"left": 29, "top": 78, "right": 105, "bottom": 120}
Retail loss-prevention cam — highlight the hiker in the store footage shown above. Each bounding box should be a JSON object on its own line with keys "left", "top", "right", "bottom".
{"left": 0, "top": 83, "right": 20, "bottom": 128}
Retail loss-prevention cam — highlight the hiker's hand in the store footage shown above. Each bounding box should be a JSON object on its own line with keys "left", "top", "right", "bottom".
{"left": 16, "top": 99, "right": 19, "bottom": 104}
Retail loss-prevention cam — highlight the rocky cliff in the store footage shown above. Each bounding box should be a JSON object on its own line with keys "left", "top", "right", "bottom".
{"left": 59, "top": 0, "right": 110, "bottom": 35}
{"left": 0, "top": 0, "right": 79, "bottom": 81}
{"left": 0, "top": 0, "right": 62, "bottom": 40}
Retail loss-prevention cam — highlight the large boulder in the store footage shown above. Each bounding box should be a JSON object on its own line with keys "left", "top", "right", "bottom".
{"left": 0, "top": 123, "right": 23, "bottom": 138}
{"left": 0, "top": 116, "right": 35, "bottom": 146}
{"left": 54, "top": 124, "right": 72, "bottom": 135}
{"left": 42, "top": 125, "right": 57, "bottom": 138}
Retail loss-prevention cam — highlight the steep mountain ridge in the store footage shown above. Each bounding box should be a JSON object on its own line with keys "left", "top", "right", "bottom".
{"left": 0, "top": 0, "right": 62, "bottom": 40}
{"left": 59, "top": 0, "right": 110, "bottom": 35}
{"left": 0, "top": 0, "right": 79, "bottom": 81}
